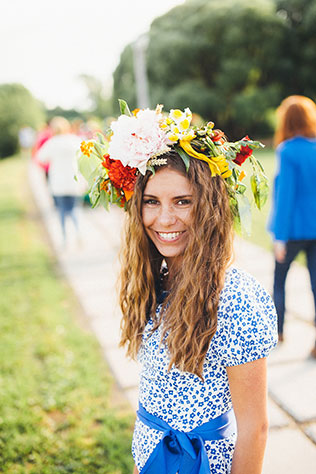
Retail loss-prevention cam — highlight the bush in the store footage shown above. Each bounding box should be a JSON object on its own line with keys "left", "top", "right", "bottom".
{"left": 0, "top": 83, "right": 44, "bottom": 158}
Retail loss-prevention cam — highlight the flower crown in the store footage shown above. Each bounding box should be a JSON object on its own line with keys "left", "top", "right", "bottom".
{"left": 77, "top": 99, "right": 268, "bottom": 234}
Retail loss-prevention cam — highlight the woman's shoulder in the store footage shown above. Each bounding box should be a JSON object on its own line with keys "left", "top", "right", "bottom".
{"left": 219, "top": 266, "right": 276, "bottom": 325}
{"left": 212, "top": 266, "right": 278, "bottom": 366}
{"left": 277, "top": 136, "right": 316, "bottom": 154}
{"left": 222, "top": 266, "right": 264, "bottom": 296}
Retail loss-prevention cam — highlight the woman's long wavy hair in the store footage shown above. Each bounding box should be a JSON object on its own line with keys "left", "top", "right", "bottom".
{"left": 119, "top": 152, "right": 234, "bottom": 378}
{"left": 274, "top": 95, "right": 316, "bottom": 146}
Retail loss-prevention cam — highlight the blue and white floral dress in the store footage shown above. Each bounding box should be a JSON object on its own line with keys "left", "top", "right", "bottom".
{"left": 132, "top": 267, "right": 278, "bottom": 473}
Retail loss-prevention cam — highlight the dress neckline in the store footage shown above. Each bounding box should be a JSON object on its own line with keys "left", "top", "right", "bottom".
{"left": 157, "top": 289, "right": 169, "bottom": 305}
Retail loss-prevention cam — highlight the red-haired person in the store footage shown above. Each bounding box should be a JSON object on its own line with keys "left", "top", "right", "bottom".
{"left": 269, "top": 95, "right": 316, "bottom": 354}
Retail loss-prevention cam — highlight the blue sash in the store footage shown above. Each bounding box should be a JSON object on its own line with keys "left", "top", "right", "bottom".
{"left": 137, "top": 403, "right": 236, "bottom": 474}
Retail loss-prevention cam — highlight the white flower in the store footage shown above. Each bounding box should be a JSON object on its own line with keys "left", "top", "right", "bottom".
{"left": 108, "top": 109, "right": 170, "bottom": 175}
{"left": 166, "top": 107, "right": 194, "bottom": 143}
{"left": 169, "top": 109, "right": 186, "bottom": 122}
{"left": 184, "top": 107, "right": 192, "bottom": 121}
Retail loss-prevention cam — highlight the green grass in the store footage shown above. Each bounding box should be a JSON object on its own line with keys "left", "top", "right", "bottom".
{"left": 243, "top": 147, "right": 276, "bottom": 251}
{"left": 0, "top": 156, "right": 134, "bottom": 473}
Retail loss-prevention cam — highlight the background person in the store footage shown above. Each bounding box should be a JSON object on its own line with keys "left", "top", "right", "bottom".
{"left": 268, "top": 95, "right": 316, "bottom": 355}
{"left": 32, "top": 121, "right": 53, "bottom": 179}
{"left": 18, "top": 125, "right": 36, "bottom": 157}
{"left": 36, "top": 116, "right": 82, "bottom": 246}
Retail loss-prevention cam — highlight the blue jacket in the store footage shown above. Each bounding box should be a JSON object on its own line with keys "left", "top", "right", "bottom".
{"left": 268, "top": 136, "right": 316, "bottom": 241}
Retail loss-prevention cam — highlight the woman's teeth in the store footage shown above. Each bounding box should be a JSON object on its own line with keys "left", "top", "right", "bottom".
{"left": 158, "top": 232, "right": 183, "bottom": 240}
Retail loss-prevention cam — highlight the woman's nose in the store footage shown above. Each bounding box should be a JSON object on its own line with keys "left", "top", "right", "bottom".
{"left": 158, "top": 205, "right": 177, "bottom": 226}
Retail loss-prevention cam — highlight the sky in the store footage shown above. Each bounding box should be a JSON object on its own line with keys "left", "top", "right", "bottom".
{"left": 0, "top": 0, "right": 184, "bottom": 110}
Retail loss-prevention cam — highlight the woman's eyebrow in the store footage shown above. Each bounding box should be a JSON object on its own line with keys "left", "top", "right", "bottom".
{"left": 173, "top": 194, "right": 193, "bottom": 198}
{"left": 143, "top": 194, "right": 193, "bottom": 198}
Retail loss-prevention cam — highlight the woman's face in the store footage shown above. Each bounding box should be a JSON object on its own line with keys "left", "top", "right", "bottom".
{"left": 142, "top": 167, "right": 193, "bottom": 265}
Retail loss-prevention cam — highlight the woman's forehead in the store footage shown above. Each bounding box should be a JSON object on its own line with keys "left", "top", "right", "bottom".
{"left": 144, "top": 168, "right": 192, "bottom": 195}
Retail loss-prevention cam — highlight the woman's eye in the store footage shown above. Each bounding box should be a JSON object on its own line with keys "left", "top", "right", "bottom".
{"left": 177, "top": 199, "right": 191, "bottom": 206}
{"left": 143, "top": 199, "right": 158, "bottom": 205}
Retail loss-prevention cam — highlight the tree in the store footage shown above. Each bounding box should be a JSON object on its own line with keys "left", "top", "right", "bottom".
{"left": 46, "top": 106, "right": 85, "bottom": 122}
{"left": 274, "top": 0, "right": 316, "bottom": 98}
{"left": 146, "top": 0, "right": 287, "bottom": 138}
{"left": 112, "top": 0, "right": 316, "bottom": 138}
{"left": 112, "top": 44, "right": 137, "bottom": 113}
{"left": 80, "top": 74, "right": 113, "bottom": 118}
{"left": 0, "top": 84, "right": 45, "bottom": 158}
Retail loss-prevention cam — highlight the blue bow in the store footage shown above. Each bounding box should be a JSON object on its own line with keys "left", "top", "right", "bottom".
{"left": 137, "top": 403, "right": 236, "bottom": 474}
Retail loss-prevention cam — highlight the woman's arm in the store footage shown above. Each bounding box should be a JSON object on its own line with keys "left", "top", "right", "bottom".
{"left": 133, "top": 465, "right": 139, "bottom": 474}
{"left": 226, "top": 357, "right": 269, "bottom": 474}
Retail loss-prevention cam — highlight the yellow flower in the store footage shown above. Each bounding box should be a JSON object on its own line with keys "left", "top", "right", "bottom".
{"left": 169, "top": 109, "right": 185, "bottom": 121}
{"left": 212, "top": 155, "right": 232, "bottom": 178}
{"left": 167, "top": 134, "right": 179, "bottom": 142}
{"left": 167, "top": 124, "right": 195, "bottom": 143}
{"left": 165, "top": 107, "right": 194, "bottom": 143}
{"left": 169, "top": 108, "right": 192, "bottom": 126}
{"left": 166, "top": 125, "right": 181, "bottom": 142}
{"left": 179, "top": 118, "right": 190, "bottom": 131}
{"left": 239, "top": 170, "right": 246, "bottom": 181}
{"left": 179, "top": 139, "right": 232, "bottom": 178}
{"left": 159, "top": 116, "right": 172, "bottom": 130}
{"left": 80, "top": 141, "right": 94, "bottom": 157}
{"left": 184, "top": 129, "right": 195, "bottom": 141}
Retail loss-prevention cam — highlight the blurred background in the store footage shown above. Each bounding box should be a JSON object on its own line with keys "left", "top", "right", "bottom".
{"left": 2, "top": 0, "right": 316, "bottom": 250}
{"left": 2, "top": 0, "right": 316, "bottom": 158}
{"left": 1, "top": 0, "right": 316, "bottom": 473}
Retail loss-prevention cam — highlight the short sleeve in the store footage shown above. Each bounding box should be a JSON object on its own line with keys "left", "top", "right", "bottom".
{"left": 214, "top": 268, "right": 278, "bottom": 367}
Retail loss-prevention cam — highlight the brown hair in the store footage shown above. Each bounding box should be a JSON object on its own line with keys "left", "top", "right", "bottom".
{"left": 119, "top": 152, "right": 234, "bottom": 378}
{"left": 50, "top": 116, "right": 71, "bottom": 135}
{"left": 274, "top": 95, "right": 316, "bottom": 146}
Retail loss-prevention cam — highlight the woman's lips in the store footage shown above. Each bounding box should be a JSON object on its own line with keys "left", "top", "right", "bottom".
{"left": 155, "top": 231, "right": 185, "bottom": 242}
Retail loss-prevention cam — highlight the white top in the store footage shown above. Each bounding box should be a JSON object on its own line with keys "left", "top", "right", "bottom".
{"left": 37, "top": 134, "right": 82, "bottom": 196}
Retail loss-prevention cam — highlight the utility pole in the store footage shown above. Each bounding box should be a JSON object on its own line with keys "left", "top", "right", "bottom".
{"left": 132, "top": 34, "right": 150, "bottom": 109}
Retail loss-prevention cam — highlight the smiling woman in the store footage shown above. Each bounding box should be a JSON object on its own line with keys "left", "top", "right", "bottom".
{"left": 119, "top": 152, "right": 277, "bottom": 474}
{"left": 78, "top": 101, "right": 277, "bottom": 474}
{"left": 142, "top": 167, "right": 193, "bottom": 264}
{"left": 120, "top": 151, "right": 233, "bottom": 376}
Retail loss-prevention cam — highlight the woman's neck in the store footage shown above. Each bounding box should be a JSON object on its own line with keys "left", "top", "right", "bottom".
{"left": 164, "top": 256, "right": 182, "bottom": 289}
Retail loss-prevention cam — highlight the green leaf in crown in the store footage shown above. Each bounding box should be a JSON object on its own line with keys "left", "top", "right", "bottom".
{"left": 118, "top": 99, "right": 132, "bottom": 117}
{"left": 76, "top": 98, "right": 269, "bottom": 236}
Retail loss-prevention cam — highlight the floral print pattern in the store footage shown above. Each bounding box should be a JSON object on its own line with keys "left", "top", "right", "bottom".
{"left": 132, "top": 267, "right": 278, "bottom": 473}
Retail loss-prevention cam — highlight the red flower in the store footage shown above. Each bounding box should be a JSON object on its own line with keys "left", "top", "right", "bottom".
{"left": 211, "top": 129, "right": 225, "bottom": 143}
{"left": 102, "top": 154, "right": 137, "bottom": 199}
{"left": 233, "top": 136, "right": 253, "bottom": 166}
